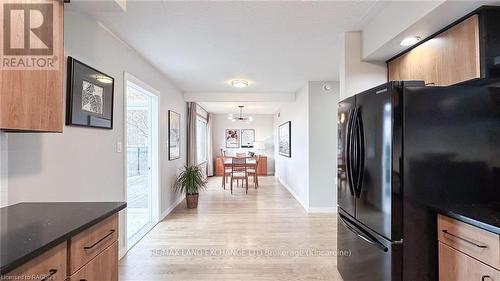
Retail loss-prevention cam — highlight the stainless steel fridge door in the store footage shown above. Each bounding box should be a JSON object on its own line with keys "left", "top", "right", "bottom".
{"left": 354, "top": 84, "right": 399, "bottom": 241}
{"left": 338, "top": 97, "right": 356, "bottom": 215}
{"left": 337, "top": 210, "right": 402, "bottom": 281}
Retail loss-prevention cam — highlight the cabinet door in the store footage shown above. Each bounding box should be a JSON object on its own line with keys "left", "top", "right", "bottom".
{"left": 68, "top": 241, "right": 118, "bottom": 281}
{"left": 4, "top": 242, "right": 67, "bottom": 280}
{"left": 388, "top": 15, "right": 480, "bottom": 86}
{"left": 0, "top": 0, "right": 64, "bottom": 132}
{"left": 439, "top": 242, "right": 500, "bottom": 281}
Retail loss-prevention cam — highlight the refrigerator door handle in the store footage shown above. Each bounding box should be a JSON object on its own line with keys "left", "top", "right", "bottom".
{"left": 339, "top": 214, "right": 389, "bottom": 253}
{"left": 345, "top": 108, "right": 356, "bottom": 197}
{"left": 354, "top": 109, "right": 365, "bottom": 198}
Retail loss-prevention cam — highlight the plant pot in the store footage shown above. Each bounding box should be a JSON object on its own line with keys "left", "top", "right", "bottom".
{"left": 186, "top": 193, "right": 199, "bottom": 209}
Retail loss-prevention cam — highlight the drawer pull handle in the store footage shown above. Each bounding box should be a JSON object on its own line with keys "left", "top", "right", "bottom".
{"left": 442, "top": 230, "right": 488, "bottom": 248}
{"left": 41, "top": 269, "right": 57, "bottom": 281}
{"left": 482, "top": 276, "right": 491, "bottom": 281}
{"left": 84, "top": 229, "right": 115, "bottom": 250}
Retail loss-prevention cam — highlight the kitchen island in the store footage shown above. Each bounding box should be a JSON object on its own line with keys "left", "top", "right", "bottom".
{"left": 0, "top": 202, "right": 126, "bottom": 280}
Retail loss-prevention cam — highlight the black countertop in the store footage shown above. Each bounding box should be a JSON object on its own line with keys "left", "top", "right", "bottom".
{"left": 433, "top": 203, "right": 500, "bottom": 235}
{"left": 0, "top": 202, "right": 126, "bottom": 274}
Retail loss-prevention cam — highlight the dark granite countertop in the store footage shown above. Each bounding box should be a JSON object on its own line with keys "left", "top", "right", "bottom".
{"left": 433, "top": 203, "right": 500, "bottom": 235}
{"left": 0, "top": 202, "right": 126, "bottom": 274}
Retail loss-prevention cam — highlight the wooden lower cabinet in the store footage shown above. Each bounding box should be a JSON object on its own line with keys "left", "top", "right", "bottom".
{"left": 68, "top": 214, "right": 118, "bottom": 274}
{"left": 439, "top": 242, "right": 500, "bottom": 281}
{"left": 4, "top": 242, "right": 67, "bottom": 280}
{"left": 68, "top": 241, "right": 118, "bottom": 281}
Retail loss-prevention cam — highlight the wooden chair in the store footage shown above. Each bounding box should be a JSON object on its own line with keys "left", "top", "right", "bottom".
{"left": 221, "top": 157, "right": 232, "bottom": 190}
{"left": 236, "top": 153, "right": 247, "bottom": 158}
{"left": 247, "top": 157, "right": 259, "bottom": 189}
{"left": 230, "top": 157, "right": 248, "bottom": 194}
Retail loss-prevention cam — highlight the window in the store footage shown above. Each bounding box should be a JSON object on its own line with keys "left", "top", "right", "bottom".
{"left": 196, "top": 117, "right": 207, "bottom": 164}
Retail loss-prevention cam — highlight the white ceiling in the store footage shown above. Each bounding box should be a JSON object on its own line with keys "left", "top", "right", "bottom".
{"left": 198, "top": 102, "right": 285, "bottom": 115}
{"left": 73, "top": 0, "right": 390, "bottom": 94}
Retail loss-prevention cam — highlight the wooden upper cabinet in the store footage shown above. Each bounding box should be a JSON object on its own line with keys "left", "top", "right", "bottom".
{"left": 388, "top": 15, "right": 480, "bottom": 86}
{"left": 0, "top": 0, "right": 64, "bottom": 132}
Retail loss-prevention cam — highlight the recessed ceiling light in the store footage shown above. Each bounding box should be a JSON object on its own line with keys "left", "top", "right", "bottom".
{"left": 400, "top": 36, "right": 421, "bottom": 47}
{"left": 231, "top": 79, "right": 249, "bottom": 88}
{"left": 96, "top": 75, "right": 113, "bottom": 84}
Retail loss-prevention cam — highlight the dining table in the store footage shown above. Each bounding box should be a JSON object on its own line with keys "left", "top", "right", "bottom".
{"left": 221, "top": 157, "right": 259, "bottom": 189}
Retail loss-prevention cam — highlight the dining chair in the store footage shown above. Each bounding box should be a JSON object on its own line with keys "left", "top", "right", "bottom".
{"left": 230, "top": 157, "right": 248, "bottom": 194}
{"left": 221, "top": 157, "right": 232, "bottom": 190}
{"left": 247, "top": 157, "right": 259, "bottom": 189}
{"left": 236, "top": 153, "right": 247, "bottom": 158}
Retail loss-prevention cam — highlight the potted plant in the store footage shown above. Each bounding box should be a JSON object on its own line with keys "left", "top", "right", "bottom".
{"left": 174, "top": 165, "right": 207, "bottom": 209}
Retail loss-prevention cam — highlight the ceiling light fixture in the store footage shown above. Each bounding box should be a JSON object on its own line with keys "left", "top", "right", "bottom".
{"left": 228, "top": 105, "right": 253, "bottom": 123}
{"left": 400, "top": 36, "right": 421, "bottom": 47}
{"left": 231, "top": 79, "right": 249, "bottom": 88}
{"left": 96, "top": 75, "right": 113, "bottom": 84}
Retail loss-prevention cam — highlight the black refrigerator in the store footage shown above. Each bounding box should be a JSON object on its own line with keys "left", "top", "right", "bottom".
{"left": 337, "top": 80, "right": 500, "bottom": 281}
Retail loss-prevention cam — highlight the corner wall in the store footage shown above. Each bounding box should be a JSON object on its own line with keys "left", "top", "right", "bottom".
{"left": 308, "top": 81, "right": 338, "bottom": 212}
{"left": 5, "top": 10, "right": 186, "bottom": 255}
{"left": 274, "top": 85, "right": 309, "bottom": 210}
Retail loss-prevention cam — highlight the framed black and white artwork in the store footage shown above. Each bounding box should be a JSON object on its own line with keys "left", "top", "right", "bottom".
{"left": 225, "top": 129, "right": 240, "bottom": 148}
{"left": 279, "top": 121, "right": 291, "bottom": 157}
{"left": 169, "top": 110, "right": 181, "bottom": 160}
{"left": 66, "top": 57, "right": 114, "bottom": 129}
{"left": 241, "top": 129, "right": 255, "bottom": 148}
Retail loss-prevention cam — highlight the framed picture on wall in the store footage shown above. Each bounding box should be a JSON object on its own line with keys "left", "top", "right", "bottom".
{"left": 279, "top": 121, "right": 291, "bottom": 157}
{"left": 66, "top": 57, "right": 114, "bottom": 129}
{"left": 241, "top": 129, "right": 255, "bottom": 148}
{"left": 225, "top": 129, "right": 240, "bottom": 148}
{"left": 168, "top": 110, "right": 181, "bottom": 160}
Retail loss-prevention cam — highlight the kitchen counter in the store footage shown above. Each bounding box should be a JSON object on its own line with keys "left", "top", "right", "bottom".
{"left": 433, "top": 203, "right": 500, "bottom": 235}
{"left": 0, "top": 202, "right": 126, "bottom": 275}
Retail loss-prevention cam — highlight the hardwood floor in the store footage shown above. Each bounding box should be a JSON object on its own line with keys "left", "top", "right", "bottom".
{"left": 119, "top": 176, "right": 342, "bottom": 281}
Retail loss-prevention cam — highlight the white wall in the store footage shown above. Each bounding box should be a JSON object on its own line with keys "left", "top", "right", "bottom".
{"left": 274, "top": 85, "right": 309, "bottom": 210}
{"left": 339, "top": 32, "right": 387, "bottom": 101}
{"left": 0, "top": 133, "right": 7, "bottom": 208}
{"left": 308, "top": 82, "right": 338, "bottom": 211}
{"left": 211, "top": 114, "right": 275, "bottom": 175}
{"left": 274, "top": 82, "right": 339, "bottom": 212}
{"left": 5, "top": 10, "right": 186, "bottom": 255}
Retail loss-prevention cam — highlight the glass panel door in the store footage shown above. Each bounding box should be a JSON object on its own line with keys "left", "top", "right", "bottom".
{"left": 126, "top": 80, "right": 157, "bottom": 248}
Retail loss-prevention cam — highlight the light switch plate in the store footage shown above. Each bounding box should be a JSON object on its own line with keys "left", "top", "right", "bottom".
{"left": 116, "top": 141, "right": 122, "bottom": 153}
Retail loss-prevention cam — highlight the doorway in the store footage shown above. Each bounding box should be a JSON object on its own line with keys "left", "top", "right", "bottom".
{"left": 125, "top": 74, "right": 159, "bottom": 249}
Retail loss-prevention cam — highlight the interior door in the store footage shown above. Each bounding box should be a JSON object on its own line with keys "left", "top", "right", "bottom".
{"left": 337, "top": 97, "right": 356, "bottom": 215}
{"left": 354, "top": 85, "right": 396, "bottom": 240}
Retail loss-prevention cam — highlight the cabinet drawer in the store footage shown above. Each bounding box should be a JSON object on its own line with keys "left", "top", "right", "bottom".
{"left": 438, "top": 214, "right": 500, "bottom": 269}
{"left": 4, "top": 242, "right": 66, "bottom": 280}
{"left": 68, "top": 241, "right": 118, "bottom": 281}
{"left": 68, "top": 214, "right": 118, "bottom": 274}
{"left": 440, "top": 242, "right": 500, "bottom": 281}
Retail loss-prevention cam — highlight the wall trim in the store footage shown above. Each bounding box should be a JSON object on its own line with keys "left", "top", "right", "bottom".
{"left": 119, "top": 194, "right": 184, "bottom": 259}
{"left": 308, "top": 207, "right": 337, "bottom": 213}
{"left": 160, "top": 194, "right": 185, "bottom": 220}
{"left": 277, "top": 176, "right": 309, "bottom": 212}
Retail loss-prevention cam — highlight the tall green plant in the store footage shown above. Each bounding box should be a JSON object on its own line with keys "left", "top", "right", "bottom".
{"left": 174, "top": 165, "right": 207, "bottom": 195}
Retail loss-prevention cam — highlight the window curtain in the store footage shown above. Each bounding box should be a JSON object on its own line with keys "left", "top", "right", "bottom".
{"left": 206, "top": 113, "right": 214, "bottom": 176}
{"left": 187, "top": 102, "right": 197, "bottom": 166}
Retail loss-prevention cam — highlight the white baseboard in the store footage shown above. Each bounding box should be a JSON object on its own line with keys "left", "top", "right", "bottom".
{"left": 119, "top": 194, "right": 184, "bottom": 259}
{"left": 160, "top": 194, "right": 185, "bottom": 220}
{"left": 277, "top": 176, "right": 336, "bottom": 214}
{"left": 277, "top": 176, "right": 309, "bottom": 212}
{"left": 308, "top": 207, "right": 337, "bottom": 213}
